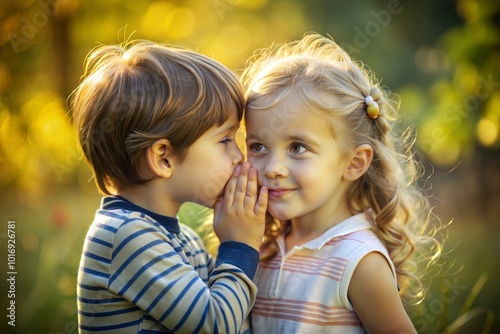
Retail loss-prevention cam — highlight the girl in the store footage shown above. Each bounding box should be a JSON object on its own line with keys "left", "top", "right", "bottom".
{"left": 242, "top": 34, "right": 443, "bottom": 333}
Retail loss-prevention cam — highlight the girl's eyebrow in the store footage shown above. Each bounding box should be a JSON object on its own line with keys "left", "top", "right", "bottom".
{"left": 286, "top": 134, "right": 321, "bottom": 147}
{"left": 246, "top": 132, "right": 321, "bottom": 147}
{"left": 246, "top": 134, "right": 260, "bottom": 141}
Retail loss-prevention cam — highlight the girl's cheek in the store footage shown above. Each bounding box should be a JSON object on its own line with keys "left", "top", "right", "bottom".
{"left": 247, "top": 156, "right": 256, "bottom": 166}
{"left": 248, "top": 160, "right": 262, "bottom": 178}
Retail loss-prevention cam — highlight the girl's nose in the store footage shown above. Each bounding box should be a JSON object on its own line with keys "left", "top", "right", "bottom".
{"left": 263, "top": 154, "right": 288, "bottom": 178}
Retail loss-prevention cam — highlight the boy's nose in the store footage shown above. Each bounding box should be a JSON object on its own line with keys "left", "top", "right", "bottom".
{"left": 232, "top": 145, "right": 244, "bottom": 165}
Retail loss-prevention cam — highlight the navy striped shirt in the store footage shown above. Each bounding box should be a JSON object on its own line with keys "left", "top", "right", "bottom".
{"left": 77, "top": 196, "right": 258, "bottom": 333}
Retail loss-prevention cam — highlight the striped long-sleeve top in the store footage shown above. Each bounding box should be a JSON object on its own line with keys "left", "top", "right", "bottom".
{"left": 250, "top": 212, "right": 397, "bottom": 334}
{"left": 77, "top": 196, "right": 258, "bottom": 333}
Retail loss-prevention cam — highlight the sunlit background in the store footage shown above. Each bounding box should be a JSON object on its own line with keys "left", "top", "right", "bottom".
{"left": 0, "top": 0, "right": 499, "bottom": 333}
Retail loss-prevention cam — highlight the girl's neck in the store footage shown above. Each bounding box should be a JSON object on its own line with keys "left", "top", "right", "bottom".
{"left": 285, "top": 206, "right": 352, "bottom": 252}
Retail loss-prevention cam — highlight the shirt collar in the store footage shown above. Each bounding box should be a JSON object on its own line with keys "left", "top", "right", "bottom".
{"left": 286, "top": 212, "right": 374, "bottom": 252}
{"left": 101, "top": 196, "right": 181, "bottom": 233}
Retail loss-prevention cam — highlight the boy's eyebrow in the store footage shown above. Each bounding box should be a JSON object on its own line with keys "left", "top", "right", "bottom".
{"left": 214, "top": 123, "right": 238, "bottom": 136}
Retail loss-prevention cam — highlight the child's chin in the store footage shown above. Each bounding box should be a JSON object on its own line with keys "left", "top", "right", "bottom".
{"left": 201, "top": 197, "right": 220, "bottom": 209}
{"left": 268, "top": 209, "right": 291, "bottom": 221}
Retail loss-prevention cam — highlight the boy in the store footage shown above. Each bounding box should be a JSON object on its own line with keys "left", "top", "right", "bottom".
{"left": 72, "top": 40, "right": 268, "bottom": 333}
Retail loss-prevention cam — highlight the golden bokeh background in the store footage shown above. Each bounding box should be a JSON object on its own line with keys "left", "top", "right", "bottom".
{"left": 0, "top": 0, "right": 499, "bottom": 333}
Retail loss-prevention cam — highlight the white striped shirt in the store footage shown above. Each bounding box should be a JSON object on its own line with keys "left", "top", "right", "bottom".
{"left": 250, "top": 213, "right": 397, "bottom": 334}
{"left": 77, "top": 196, "right": 258, "bottom": 333}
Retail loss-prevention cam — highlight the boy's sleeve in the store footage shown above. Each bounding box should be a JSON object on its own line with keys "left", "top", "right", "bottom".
{"left": 109, "top": 218, "right": 259, "bottom": 333}
{"left": 181, "top": 224, "right": 216, "bottom": 274}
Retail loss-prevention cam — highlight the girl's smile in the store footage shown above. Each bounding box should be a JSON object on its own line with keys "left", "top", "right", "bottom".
{"left": 266, "top": 188, "right": 296, "bottom": 199}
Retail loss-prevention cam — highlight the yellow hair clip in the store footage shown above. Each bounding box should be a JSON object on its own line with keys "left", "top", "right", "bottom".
{"left": 365, "top": 96, "right": 379, "bottom": 119}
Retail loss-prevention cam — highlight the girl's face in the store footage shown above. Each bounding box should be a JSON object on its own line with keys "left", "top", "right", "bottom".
{"left": 245, "top": 94, "right": 352, "bottom": 225}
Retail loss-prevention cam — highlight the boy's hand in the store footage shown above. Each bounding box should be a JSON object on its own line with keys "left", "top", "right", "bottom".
{"left": 213, "top": 162, "right": 268, "bottom": 251}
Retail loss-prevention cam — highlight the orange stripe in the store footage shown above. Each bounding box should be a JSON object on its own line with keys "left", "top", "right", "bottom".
{"left": 253, "top": 298, "right": 361, "bottom": 327}
{"left": 253, "top": 307, "right": 355, "bottom": 320}
{"left": 252, "top": 309, "right": 361, "bottom": 327}
{"left": 254, "top": 298, "right": 354, "bottom": 317}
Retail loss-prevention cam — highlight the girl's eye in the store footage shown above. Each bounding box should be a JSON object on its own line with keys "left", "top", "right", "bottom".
{"left": 220, "top": 137, "right": 232, "bottom": 145}
{"left": 290, "top": 143, "right": 307, "bottom": 154}
{"left": 249, "top": 143, "right": 267, "bottom": 153}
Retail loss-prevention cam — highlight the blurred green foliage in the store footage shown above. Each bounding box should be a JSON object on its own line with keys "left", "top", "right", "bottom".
{"left": 0, "top": 0, "right": 499, "bottom": 333}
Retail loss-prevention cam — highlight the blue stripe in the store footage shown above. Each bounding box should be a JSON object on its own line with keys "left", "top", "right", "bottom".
{"left": 79, "top": 319, "right": 141, "bottom": 331}
{"left": 132, "top": 263, "right": 183, "bottom": 304}
{"left": 191, "top": 248, "right": 206, "bottom": 256}
{"left": 146, "top": 275, "right": 184, "bottom": 313}
{"left": 218, "top": 281, "right": 243, "bottom": 327}
{"left": 117, "top": 252, "right": 178, "bottom": 296}
{"left": 172, "top": 244, "right": 184, "bottom": 254}
{"left": 78, "top": 283, "right": 107, "bottom": 291}
{"left": 159, "top": 276, "right": 200, "bottom": 322}
{"left": 78, "top": 306, "right": 139, "bottom": 317}
{"left": 146, "top": 218, "right": 167, "bottom": 231}
{"left": 94, "top": 222, "right": 118, "bottom": 233}
{"left": 87, "top": 236, "right": 113, "bottom": 248}
{"left": 212, "top": 290, "right": 233, "bottom": 333}
{"left": 192, "top": 302, "right": 210, "bottom": 333}
{"left": 212, "top": 274, "right": 250, "bottom": 309}
{"left": 81, "top": 267, "right": 109, "bottom": 279}
{"left": 78, "top": 296, "right": 123, "bottom": 304}
{"left": 221, "top": 275, "right": 248, "bottom": 308}
{"left": 171, "top": 286, "right": 205, "bottom": 332}
{"left": 84, "top": 251, "right": 111, "bottom": 264}
{"left": 211, "top": 267, "right": 245, "bottom": 280}
{"left": 109, "top": 239, "right": 164, "bottom": 285}
{"left": 192, "top": 263, "right": 209, "bottom": 271}
{"left": 206, "top": 257, "right": 214, "bottom": 270}
{"left": 112, "top": 227, "right": 158, "bottom": 257}
{"left": 98, "top": 210, "right": 129, "bottom": 221}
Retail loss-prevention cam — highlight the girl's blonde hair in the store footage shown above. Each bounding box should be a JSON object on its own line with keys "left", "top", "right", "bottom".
{"left": 71, "top": 40, "right": 244, "bottom": 195}
{"left": 242, "top": 33, "right": 444, "bottom": 303}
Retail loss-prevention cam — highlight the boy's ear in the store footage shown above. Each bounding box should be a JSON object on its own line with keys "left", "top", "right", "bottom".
{"left": 145, "top": 139, "right": 175, "bottom": 178}
{"left": 343, "top": 144, "right": 373, "bottom": 182}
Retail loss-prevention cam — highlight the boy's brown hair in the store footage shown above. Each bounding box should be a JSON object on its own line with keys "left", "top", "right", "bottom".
{"left": 71, "top": 40, "right": 244, "bottom": 195}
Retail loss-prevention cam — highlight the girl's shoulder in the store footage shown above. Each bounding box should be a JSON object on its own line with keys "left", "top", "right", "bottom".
{"left": 337, "top": 228, "right": 383, "bottom": 246}
{"left": 324, "top": 228, "right": 392, "bottom": 270}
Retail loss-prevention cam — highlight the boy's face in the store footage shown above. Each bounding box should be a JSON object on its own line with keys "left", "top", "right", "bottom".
{"left": 245, "top": 95, "right": 351, "bottom": 224}
{"left": 169, "top": 107, "right": 244, "bottom": 208}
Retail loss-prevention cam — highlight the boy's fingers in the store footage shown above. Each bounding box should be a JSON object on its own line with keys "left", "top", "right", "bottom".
{"left": 255, "top": 186, "right": 268, "bottom": 217}
{"left": 224, "top": 165, "right": 241, "bottom": 207}
{"left": 234, "top": 162, "right": 250, "bottom": 205}
{"left": 213, "top": 197, "right": 223, "bottom": 219}
{"left": 244, "top": 168, "right": 258, "bottom": 209}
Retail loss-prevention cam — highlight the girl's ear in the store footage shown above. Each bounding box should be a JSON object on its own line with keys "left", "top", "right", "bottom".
{"left": 343, "top": 144, "right": 373, "bottom": 181}
{"left": 145, "top": 139, "right": 175, "bottom": 178}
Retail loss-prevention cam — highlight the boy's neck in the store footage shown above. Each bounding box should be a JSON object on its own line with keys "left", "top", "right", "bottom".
{"left": 117, "top": 183, "right": 180, "bottom": 217}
